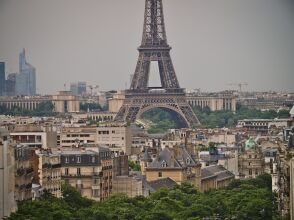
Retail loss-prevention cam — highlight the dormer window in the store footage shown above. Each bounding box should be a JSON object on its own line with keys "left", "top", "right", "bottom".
{"left": 161, "top": 161, "right": 167, "bottom": 168}
{"left": 186, "top": 158, "right": 191, "bottom": 164}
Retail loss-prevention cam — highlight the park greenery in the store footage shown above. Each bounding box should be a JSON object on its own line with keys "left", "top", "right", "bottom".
{"left": 6, "top": 174, "right": 287, "bottom": 220}
{"left": 0, "top": 101, "right": 57, "bottom": 117}
{"left": 142, "top": 105, "right": 290, "bottom": 133}
{"left": 128, "top": 160, "right": 141, "bottom": 171}
{"left": 80, "top": 103, "right": 104, "bottom": 112}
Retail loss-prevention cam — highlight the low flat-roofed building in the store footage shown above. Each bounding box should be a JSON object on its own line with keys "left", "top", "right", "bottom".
{"left": 10, "top": 125, "right": 57, "bottom": 149}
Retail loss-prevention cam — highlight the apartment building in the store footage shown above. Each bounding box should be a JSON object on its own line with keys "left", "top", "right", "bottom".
{"left": 14, "top": 145, "right": 33, "bottom": 201}
{"left": 60, "top": 147, "right": 113, "bottom": 201}
{"left": 36, "top": 150, "right": 62, "bottom": 198}
{"left": 0, "top": 128, "right": 17, "bottom": 219}
{"left": 96, "top": 126, "right": 132, "bottom": 155}
{"left": 10, "top": 125, "right": 57, "bottom": 149}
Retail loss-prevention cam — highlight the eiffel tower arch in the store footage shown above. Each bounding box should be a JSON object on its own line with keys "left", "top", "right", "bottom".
{"left": 115, "top": 0, "right": 200, "bottom": 128}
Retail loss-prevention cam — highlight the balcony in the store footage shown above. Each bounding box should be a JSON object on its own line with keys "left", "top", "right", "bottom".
{"left": 16, "top": 167, "right": 34, "bottom": 176}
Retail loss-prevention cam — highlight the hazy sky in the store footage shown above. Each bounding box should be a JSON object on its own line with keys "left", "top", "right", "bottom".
{"left": 0, "top": 0, "right": 294, "bottom": 94}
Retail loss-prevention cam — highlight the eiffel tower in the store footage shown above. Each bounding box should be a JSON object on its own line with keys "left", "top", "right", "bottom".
{"left": 115, "top": 0, "right": 200, "bottom": 127}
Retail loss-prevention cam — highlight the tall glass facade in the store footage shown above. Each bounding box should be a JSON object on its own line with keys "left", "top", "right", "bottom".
{"left": 15, "top": 49, "right": 36, "bottom": 96}
{"left": 0, "top": 62, "right": 5, "bottom": 96}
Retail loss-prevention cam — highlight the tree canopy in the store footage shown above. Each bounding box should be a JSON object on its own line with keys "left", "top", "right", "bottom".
{"left": 7, "top": 174, "right": 287, "bottom": 220}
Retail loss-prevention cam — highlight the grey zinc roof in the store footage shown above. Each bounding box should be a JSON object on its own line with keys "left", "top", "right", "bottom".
{"left": 141, "top": 148, "right": 152, "bottom": 162}
{"left": 147, "top": 147, "right": 181, "bottom": 169}
{"left": 201, "top": 165, "right": 234, "bottom": 181}
{"left": 147, "top": 177, "right": 177, "bottom": 191}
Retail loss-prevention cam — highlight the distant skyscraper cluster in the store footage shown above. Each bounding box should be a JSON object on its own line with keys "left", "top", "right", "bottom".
{"left": 70, "top": 81, "right": 87, "bottom": 96}
{"left": 0, "top": 49, "right": 37, "bottom": 96}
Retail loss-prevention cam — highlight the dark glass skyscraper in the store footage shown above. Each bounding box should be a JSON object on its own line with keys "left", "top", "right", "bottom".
{"left": 15, "top": 49, "right": 36, "bottom": 96}
{"left": 0, "top": 62, "right": 5, "bottom": 96}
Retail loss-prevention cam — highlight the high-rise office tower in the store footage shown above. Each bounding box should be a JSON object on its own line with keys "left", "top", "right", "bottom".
{"left": 15, "top": 49, "right": 36, "bottom": 96}
{"left": 70, "top": 82, "right": 87, "bottom": 96}
{"left": 0, "top": 62, "right": 5, "bottom": 96}
{"left": 5, "top": 73, "right": 16, "bottom": 96}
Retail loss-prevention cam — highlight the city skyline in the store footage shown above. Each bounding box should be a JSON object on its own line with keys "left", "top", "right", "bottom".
{"left": 0, "top": 0, "right": 294, "bottom": 94}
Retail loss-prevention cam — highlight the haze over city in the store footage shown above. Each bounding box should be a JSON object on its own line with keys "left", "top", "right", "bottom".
{"left": 0, "top": 0, "right": 294, "bottom": 94}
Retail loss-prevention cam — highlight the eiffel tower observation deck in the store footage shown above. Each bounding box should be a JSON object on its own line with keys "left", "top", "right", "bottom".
{"left": 115, "top": 0, "right": 200, "bottom": 128}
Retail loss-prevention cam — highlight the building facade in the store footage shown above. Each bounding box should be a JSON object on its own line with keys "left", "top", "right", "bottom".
{"left": 186, "top": 91, "right": 237, "bottom": 112}
{"left": 36, "top": 150, "right": 62, "bottom": 197}
{"left": 60, "top": 147, "right": 112, "bottom": 201}
{"left": 14, "top": 145, "right": 33, "bottom": 202}
{"left": 52, "top": 91, "right": 80, "bottom": 113}
{"left": 0, "top": 129, "right": 17, "bottom": 219}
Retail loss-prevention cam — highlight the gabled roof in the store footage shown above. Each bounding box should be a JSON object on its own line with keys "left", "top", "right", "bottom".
{"left": 146, "top": 177, "right": 177, "bottom": 191}
{"left": 147, "top": 147, "right": 199, "bottom": 169}
{"left": 201, "top": 165, "right": 235, "bottom": 182}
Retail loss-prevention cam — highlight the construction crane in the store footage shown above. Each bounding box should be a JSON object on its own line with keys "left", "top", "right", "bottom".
{"left": 227, "top": 83, "right": 248, "bottom": 92}
{"left": 88, "top": 85, "right": 99, "bottom": 96}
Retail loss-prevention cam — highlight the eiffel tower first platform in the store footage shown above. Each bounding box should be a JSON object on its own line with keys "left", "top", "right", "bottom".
{"left": 115, "top": 0, "right": 200, "bottom": 128}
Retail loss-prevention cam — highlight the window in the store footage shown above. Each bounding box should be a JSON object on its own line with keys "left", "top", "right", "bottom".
{"left": 186, "top": 158, "right": 191, "bottom": 164}
{"left": 158, "top": 172, "right": 162, "bottom": 177}
{"left": 65, "top": 168, "right": 69, "bottom": 176}
{"left": 77, "top": 168, "right": 81, "bottom": 176}
{"left": 249, "top": 169, "right": 252, "bottom": 175}
{"left": 161, "top": 161, "right": 167, "bottom": 167}
{"left": 93, "top": 189, "right": 99, "bottom": 197}
{"left": 65, "top": 157, "right": 69, "bottom": 163}
{"left": 248, "top": 155, "right": 252, "bottom": 159}
{"left": 112, "top": 130, "right": 115, "bottom": 134}
{"left": 92, "top": 157, "right": 95, "bottom": 163}
{"left": 77, "top": 156, "right": 81, "bottom": 163}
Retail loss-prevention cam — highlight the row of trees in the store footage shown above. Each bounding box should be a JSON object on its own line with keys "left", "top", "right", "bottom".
{"left": 7, "top": 174, "right": 287, "bottom": 220}
{"left": 0, "top": 101, "right": 56, "bottom": 117}
{"left": 142, "top": 105, "right": 290, "bottom": 133}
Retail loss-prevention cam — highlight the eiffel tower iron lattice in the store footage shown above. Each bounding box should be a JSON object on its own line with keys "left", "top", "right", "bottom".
{"left": 115, "top": 0, "right": 200, "bottom": 127}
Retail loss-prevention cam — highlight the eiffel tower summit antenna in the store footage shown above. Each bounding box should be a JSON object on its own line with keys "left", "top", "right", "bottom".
{"left": 115, "top": 0, "right": 200, "bottom": 128}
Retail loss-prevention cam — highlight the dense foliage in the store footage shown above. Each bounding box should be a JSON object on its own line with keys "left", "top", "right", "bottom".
{"left": 0, "top": 101, "right": 56, "bottom": 117}
{"left": 80, "top": 103, "right": 103, "bottom": 112}
{"left": 7, "top": 174, "right": 286, "bottom": 220}
{"left": 141, "top": 108, "right": 177, "bottom": 134}
{"left": 128, "top": 160, "right": 141, "bottom": 171}
{"left": 142, "top": 105, "right": 290, "bottom": 132}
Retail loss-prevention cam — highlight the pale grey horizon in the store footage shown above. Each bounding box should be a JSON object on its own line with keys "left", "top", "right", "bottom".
{"left": 0, "top": 0, "right": 294, "bottom": 95}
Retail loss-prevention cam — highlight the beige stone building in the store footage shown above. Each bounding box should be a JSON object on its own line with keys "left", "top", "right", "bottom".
{"left": 10, "top": 125, "right": 57, "bottom": 149}
{"left": 238, "top": 144, "right": 265, "bottom": 179}
{"left": 0, "top": 129, "right": 17, "bottom": 219}
{"left": 59, "top": 127, "right": 97, "bottom": 147}
{"left": 143, "top": 147, "right": 202, "bottom": 188}
{"left": 14, "top": 145, "right": 33, "bottom": 202}
{"left": 36, "top": 150, "right": 62, "bottom": 198}
{"left": 60, "top": 147, "right": 113, "bottom": 201}
{"left": 96, "top": 125, "right": 132, "bottom": 155}
{"left": 200, "top": 165, "right": 235, "bottom": 192}
{"left": 186, "top": 92, "right": 236, "bottom": 112}
{"left": 112, "top": 175, "right": 143, "bottom": 198}
{"left": 0, "top": 96, "right": 51, "bottom": 111}
{"left": 108, "top": 91, "right": 126, "bottom": 113}
{"left": 52, "top": 91, "right": 80, "bottom": 113}
{"left": 59, "top": 125, "right": 132, "bottom": 155}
